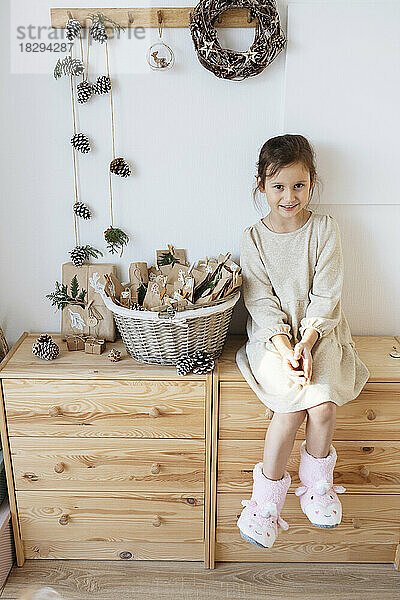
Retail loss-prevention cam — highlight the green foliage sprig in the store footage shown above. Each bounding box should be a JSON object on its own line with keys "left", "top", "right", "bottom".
{"left": 46, "top": 275, "right": 87, "bottom": 310}
{"left": 87, "top": 12, "right": 125, "bottom": 32}
{"left": 104, "top": 226, "right": 129, "bottom": 257}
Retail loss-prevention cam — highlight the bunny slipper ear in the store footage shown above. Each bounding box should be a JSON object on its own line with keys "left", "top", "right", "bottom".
{"left": 315, "top": 480, "right": 332, "bottom": 495}
{"left": 333, "top": 485, "right": 346, "bottom": 494}
{"left": 295, "top": 485, "right": 307, "bottom": 496}
{"left": 278, "top": 516, "right": 289, "bottom": 531}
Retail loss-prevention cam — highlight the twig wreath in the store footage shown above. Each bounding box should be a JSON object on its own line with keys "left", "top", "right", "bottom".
{"left": 190, "top": 0, "right": 286, "bottom": 81}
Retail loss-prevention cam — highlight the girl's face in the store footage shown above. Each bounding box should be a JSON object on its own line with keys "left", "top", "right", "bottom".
{"left": 257, "top": 162, "right": 314, "bottom": 219}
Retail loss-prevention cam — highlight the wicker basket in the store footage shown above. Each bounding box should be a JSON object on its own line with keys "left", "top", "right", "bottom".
{"left": 100, "top": 290, "right": 240, "bottom": 365}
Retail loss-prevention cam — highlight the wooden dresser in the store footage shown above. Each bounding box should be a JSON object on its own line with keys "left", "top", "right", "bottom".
{"left": 0, "top": 333, "right": 212, "bottom": 567}
{"left": 210, "top": 335, "right": 400, "bottom": 570}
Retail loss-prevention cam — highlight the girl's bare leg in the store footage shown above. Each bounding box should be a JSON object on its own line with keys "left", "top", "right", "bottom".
{"left": 262, "top": 410, "right": 307, "bottom": 480}
{"left": 305, "top": 402, "right": 336, "bottom": 458}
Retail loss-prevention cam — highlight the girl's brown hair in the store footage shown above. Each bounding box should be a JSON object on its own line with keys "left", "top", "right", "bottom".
{"left": 252, "top": 134, "right": 322, "bottom": 213}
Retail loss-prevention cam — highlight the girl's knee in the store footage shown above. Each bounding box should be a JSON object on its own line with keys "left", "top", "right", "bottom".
{"left": 306, "top": 401, "right": 336, "bottom": 422}
{"left": 275, "top": 409, "right": 307, "bottom": 428}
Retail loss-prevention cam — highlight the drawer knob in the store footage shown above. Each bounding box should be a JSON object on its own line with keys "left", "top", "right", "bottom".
{"left": 59, "top": 514, "right": 70, "bottom": 525}
{"left": 49, "top": 405, "right": 62, "bottom": 417}
{"left": 23, "top": 472, "right": 38, "bottom": 482}
{"left": 54, "top": 462, "right": 65, "bottom": 474}
{"left": 149, "top": 407, "right": 161, "bottom": 418}
{"left": 264, "top": 408, "right": 274, "bottom": 420}
{"left": 152, "top": 515, "right": 162, "bottom": 527}
{"left": 150, "top": 463, "right": 160, "bottom": 474}
{"left": 352, "top": 518, "right": 362, "bottom": 529}
{"left": 359, "top": 465, "right": 370, "bottom": 478}
{"left": 366, "top": 409, "right": 376, "bottom": 421}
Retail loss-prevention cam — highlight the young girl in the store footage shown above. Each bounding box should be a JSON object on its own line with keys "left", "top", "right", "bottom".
{"left": 236, "top": 134, "right": 370, "bottom": 549}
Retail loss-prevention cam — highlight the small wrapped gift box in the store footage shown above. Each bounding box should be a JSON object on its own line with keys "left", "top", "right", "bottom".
{"left": 66, "top": 335, "right": 86, "bottom": 351}
{"left": 84, "top": 337, "right": 106, "bottom": 355}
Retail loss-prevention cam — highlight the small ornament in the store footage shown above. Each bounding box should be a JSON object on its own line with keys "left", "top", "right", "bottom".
{"left": 176, "top": 355, "right": 194, "bottom": 376}
{"left": 104, "top": 226, "right": 129, "bottom": 256}
{"left": 94, "top": 75, "right": 112, "bottom": 95}
{"left": 110, "top": 157, "right": 131, "bottom": 177}
{"left": 66, "top": 335, "right": 85, "bottom": 351}
{"left": 85, "top": 337, "right": 106, "bottom": 354}
{"left": 73, "top": 202, "right": 92, "bottom": 220}
{"left": 108, "top": 348, "right": 122, "bottom": 362}
{"left": 146, "top": 11, "right": 175, "bottom": 71}
{"left": 190, "top": 350, "right": 215, "bottom": 374}
{"left": 66, "top": 17, "right": 82, "bottom": 41}
{"left": 46, "top": 275, "right": 87, "bottom": 310}
{"left": 71, "top": 133, "right": 91, "bottom": 154}
{"left": 69, "top": 245, "right": 103, "bottom": 267}
{"left": 77, "top": 80, "right": 94, "bottom": 104}
{"left": 32, "top": 334, "right": 60, "bottom": 361}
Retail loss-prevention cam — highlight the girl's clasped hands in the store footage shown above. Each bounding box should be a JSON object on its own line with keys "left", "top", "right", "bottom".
{"left": 282, "top": 342, "right": 313, "bottom": 388}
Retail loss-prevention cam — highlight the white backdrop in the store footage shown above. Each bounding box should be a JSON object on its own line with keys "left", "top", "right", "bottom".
{"left": 0, "top": 0, "right": 399, "bottom": 347}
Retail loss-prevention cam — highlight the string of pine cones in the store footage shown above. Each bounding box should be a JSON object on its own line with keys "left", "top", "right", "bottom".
{"left": 53, "top": 13, "right": 131, "bottom": 271}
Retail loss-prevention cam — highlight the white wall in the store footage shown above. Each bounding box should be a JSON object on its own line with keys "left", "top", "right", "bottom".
{"left": 1, "top": 0, "right": 398, "bottom": 347}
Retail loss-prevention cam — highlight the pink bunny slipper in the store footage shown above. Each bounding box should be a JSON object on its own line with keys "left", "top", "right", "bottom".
{"left": 295, "top": 440, "right": 346, "bottom": 529}
{"left": 237, "top": 462, "right": 291, "bottom": 548}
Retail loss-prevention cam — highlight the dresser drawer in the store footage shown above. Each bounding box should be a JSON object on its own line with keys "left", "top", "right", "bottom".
{"left": 217, "top": 439, "right": 400, "bottom": 493}
{"left": 16, "top": 491, "right": 204, "bottom": 561}
{"left": 10, "top": 437, "right": 205, "bottom": 492}
{"left": 3, "top": 379, "right": 205, "bottom": 438}
{"left": 215, "top": 492, "right": 400, "bottom": 563}
{"left": 218, "top": 382, "right": 400, "bottom": 440}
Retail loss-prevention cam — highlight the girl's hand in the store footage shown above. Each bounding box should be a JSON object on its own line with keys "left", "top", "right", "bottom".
{"left": 280, "top": 345, "right": 312, "bottom": 388}
{"left": 293, "top": 342, "right": 313, "bottom": 385}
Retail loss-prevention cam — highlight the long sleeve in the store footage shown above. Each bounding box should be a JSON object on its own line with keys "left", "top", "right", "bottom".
{"left": 299, "top": 215, "right": 343, "bottom": 339}
{"left": 240, "top": 226, "right": 293, "bottom": 343}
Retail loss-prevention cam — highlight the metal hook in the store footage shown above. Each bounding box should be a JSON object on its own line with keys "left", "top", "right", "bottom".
{"left": 217, "top": 14, "right": 223, "bottom": 24}
{"left": 247, "top": 10, "right": 253, "bottom": 24}
{"left": 157, "top": 9, "right": 163, "bottom": 38}
{"left": 128, "top": 11, "right": 134, "bottom": 25}
{"left": 67, "top": 11, "right": 73, "bottom": 19}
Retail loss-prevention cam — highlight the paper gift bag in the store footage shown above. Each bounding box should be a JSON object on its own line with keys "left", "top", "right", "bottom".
{"left": 61, "top": 263, "right": 117, "bottom": 341}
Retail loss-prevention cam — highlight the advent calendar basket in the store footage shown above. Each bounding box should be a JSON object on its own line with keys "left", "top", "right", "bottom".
{"left": 100, "top": 290, "right": 240, "bottom": 366}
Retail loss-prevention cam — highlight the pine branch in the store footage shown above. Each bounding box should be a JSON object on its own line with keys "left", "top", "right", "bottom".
{"left": 46, "top": 280, "right": 87, "bottom": 311}
{"left": 70, "top": 275, "right": 79, "bottom": 299}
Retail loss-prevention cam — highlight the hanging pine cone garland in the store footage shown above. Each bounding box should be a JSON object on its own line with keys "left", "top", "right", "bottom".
{"left": 69, "top": 245, "right": 103, "bottom": 267}
{"left": 32, "top": 334, "right": 60, "bottom": 361}
{"left": 90, "top": 20, "right": 108, "bottom": 44}
{"left": 94, "top": 75, "right": 112, "bottom": 95}
{"left": 176, "top": 355, "right": 194, "bottom": 376}
{"left": 110, "top": 157, "right": 131, "bottom": 177}
{"left": 65, "top": 17, "right": 82, "bottom": 41}
{"left": 71, "top": 133, "right": 91, "bottom": 153}
{"left": 54, "top": 56, "right": 85, "bottom": 79}
{"left": 73, "top": 202, "right": 92, "bottom": 220}
{"left": 77, "top": 80, "right": 94, "bottom": 104}
{"left": 191, "top": 350, "right": 215, "bottom": 374}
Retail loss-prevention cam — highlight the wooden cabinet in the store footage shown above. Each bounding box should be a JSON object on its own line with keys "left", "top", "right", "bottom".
{"left": 210, "top": 335, "right": 400, "bottom": 569}
{"left": 0, "top": 333, "right": 212, "bottom": 566}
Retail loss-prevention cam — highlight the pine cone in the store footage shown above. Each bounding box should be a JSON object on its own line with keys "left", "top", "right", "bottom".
{"left": 32, "top": 334, "right": 59, "bottom": 361}
{"left": 62, "top": 56, "right": 84, "bottom": 77}
{"left": 131, "top": 302, "right": 145, "bottom": 311}
{"left": 190, "top": 350, "right": 215, "bottom": 374}
{"left": 70, "top": 246, "right": 88, "bottom": 267}
{"left": 110, "top": 157, "right": 131, "bottom": 178}
{"left": 94, "top": 75, "right": 111, "bottom": 94}
{"left": 176, "top": 355, "right": 194, "bottom": 376}
{"left": 71, "top": 133, "right": 91, "bottom": 153}
{"left": 77, "top": 80, "right": 94, "bottom": 104}
{"left": 66, "top": 17, "right": 82, "bottom": 41}
{"left": 73, "top": 202, "right": 92, "bottom": 220}
{"left": 90, "top": 20, "right": 108, "bottom": 43}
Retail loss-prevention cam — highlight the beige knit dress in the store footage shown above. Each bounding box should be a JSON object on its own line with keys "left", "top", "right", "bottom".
{"left": 235, "top": 209, "right": 370, "bottom": 413}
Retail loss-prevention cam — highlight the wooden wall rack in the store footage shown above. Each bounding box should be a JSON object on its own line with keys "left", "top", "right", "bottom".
{"left": 50, "top": 7, "right": 257, "bottom": 29}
